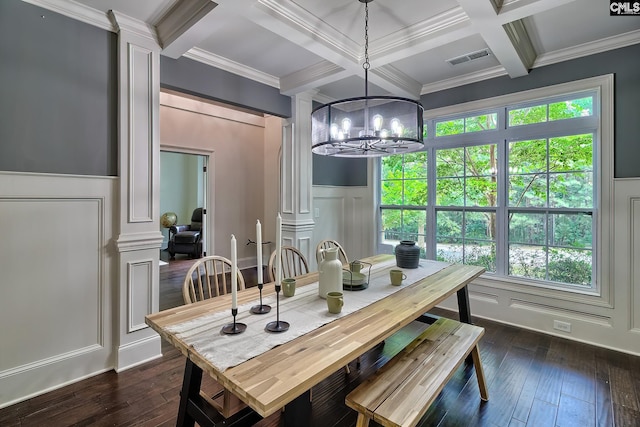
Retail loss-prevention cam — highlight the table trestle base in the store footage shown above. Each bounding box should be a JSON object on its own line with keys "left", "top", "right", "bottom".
{"left": 177, "top": 359, "right": 262, "bottom": 427}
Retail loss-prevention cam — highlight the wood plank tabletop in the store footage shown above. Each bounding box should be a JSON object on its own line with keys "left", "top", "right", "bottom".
{"left": 145, "top": 254, "right": 484, "bottom": 418}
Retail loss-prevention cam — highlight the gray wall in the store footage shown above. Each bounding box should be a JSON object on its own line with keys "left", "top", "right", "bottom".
{"left": 0, "top": 1, "right": 117, "bottom": 176}
{"left": 313, "top": 155, "right": 368, "bottom": 186}
{"left": 421, "top": 43, "right": 640, "bottom": 178}
{"left": 160, "top": 57, "right": 291, "bottom": 118}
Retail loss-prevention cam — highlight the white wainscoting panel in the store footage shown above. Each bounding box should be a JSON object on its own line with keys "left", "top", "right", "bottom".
{"left": 127, "top": 260, "right": 154, "bottom": 333}
{"left": 0, "top": 172, "right": 115, "bottom": 408}
{"left": 630, "top": 196, "right": 640, "bottom": 333}
{"left": 312, "top": 185, "right": 374, "bottom": 270}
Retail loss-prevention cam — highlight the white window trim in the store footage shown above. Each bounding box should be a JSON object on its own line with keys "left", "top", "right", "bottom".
{"left": 384, "top": 74, "right": 614, "bottom": 308}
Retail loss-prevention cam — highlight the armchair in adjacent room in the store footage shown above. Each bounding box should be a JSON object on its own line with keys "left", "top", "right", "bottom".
{"left": 168, "top": 208, "right": 203, "bottom": 259}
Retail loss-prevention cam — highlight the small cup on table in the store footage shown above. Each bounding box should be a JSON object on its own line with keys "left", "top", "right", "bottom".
{"left": 282, "top": 278, "right": 296, "bottom": 297}
{"left": 390, "top": 269, "right": 407, "bottom": 286}
{"left": 326, "top": 291, "right": 343, "bottom": 314}
{"left": 349, "top": 260, "right": 363, "bottom": 274}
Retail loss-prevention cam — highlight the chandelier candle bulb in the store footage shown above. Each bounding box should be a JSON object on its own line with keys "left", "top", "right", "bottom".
{"left": 256, "top": 220, "right": 263, "bottom": 284}
{"left": 231, "top": 235, "right": 238, "bottom": 310}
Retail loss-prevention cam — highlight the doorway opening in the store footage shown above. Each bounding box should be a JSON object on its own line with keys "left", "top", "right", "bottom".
{"left": 160, "top": 150, "right": 209, "bottom": 257}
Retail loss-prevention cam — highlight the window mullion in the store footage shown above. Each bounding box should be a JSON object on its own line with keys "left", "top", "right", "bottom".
{"left": 426, "top": 144, "right": 437, "bottom": 260}
{"left": 496, "top": 136, "right": 508, "bottom": 277}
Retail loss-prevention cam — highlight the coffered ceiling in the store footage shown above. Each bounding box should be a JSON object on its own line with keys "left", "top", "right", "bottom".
{"left": 27, "top": 0, "right": 640, "bottom": 103}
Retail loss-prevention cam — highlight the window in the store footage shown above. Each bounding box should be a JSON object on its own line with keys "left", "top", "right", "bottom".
{"left": 380, "top": 152, "right": 427, "bottom": 254}
{"left": 378, "top": 76, "right": 612, "bottom": 294}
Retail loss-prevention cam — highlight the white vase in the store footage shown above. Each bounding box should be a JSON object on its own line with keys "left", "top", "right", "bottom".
{"left": 318, "top": 247, "right": 343, "bottom": 298}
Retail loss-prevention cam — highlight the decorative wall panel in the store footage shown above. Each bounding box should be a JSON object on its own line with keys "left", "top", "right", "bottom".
{"left": 128, "top": 44, "right": 154, "bottom": 223}
{"left": 127, "top": 260, "right": 153, "bottom": 332}
{"left": 631, "top": 197, "right": 640, "bottom": 332}
{"left": 0, "top": 172, "right": 115, "bottom": 408}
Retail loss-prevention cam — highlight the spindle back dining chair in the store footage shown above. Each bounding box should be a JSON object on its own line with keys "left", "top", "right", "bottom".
{"left": 267, "top": 246, "right": 309, "bottom": 283}
{"left": 181, "top": 255, "right": 247, "bottom": 417}
{"left": 183, "top": 255, "right": 246, "bottom": 304}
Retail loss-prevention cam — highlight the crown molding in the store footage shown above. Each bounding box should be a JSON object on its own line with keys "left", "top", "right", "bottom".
{"left": 312, "top": 92, "right": 337, "bottom": 105}
{"left": 183, "top": 47, "right": 280, "bottom": 89}
{"left": 533, "top": 29, "right": 640, "bottom": 69}
{"left": 421, "top": 66, "right": 507, "bottom": 95}
{"left": 280, "top": 61, "right": 345, "bottom": 95}
{"left": 371, "top": 65, "right": 422, "bottom": 99}
{"left": 255, "top": 0, "right": 360, "bottom": 63}
{"left": 371, "top": 7, "right": 470, "bottom": 60}
{"left": 22, "top": 0, "right": 114, "bottom": 31}
{"left": 156, "top": 0, "right": 218, "bottom": 54}
{"left": 109, "top": 10, "right": 159, "bottom": 45}
{"left": 420, "top": 29, "right": 640, "bottom": 95}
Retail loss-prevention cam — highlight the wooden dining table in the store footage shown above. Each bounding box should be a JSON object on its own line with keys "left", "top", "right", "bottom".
{"left": 145, "top": 254, "right": 484, "bottom": 427}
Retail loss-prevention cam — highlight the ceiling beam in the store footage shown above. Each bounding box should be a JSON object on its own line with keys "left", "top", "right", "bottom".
{"left": 246, "top": 1, "right": 479, "bottom": 98}
{"left": 157, "top": 0, "right": 219, "bottom": 59}
{"left": 456, "top": 0, "right": 534, "bottom": 78}
{"left": 280, "top": 61, "right": 350, "bottom": 96}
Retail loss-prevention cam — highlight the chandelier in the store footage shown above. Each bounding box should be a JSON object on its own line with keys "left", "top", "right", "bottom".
{"left": 311, "top": 0, "right": 424, "bottom": 158}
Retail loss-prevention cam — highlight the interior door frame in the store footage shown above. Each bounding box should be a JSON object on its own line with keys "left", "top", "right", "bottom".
{"left": 160, "top": 145, "right": 215, "bottom": 256}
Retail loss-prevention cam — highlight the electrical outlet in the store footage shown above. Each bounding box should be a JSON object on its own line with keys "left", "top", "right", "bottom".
{"left": 553, "top": 320, "right": 571, "bottom": 333}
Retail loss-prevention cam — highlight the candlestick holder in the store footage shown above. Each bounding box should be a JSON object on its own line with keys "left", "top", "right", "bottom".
{"left": 221, "top": 308, "right": 247, "bottom": 334}
{"left": 250, "top": 282, "right": 271, "bottom": 314}
{"left": 265, "top": 283, "right": 289, "bottom": 332}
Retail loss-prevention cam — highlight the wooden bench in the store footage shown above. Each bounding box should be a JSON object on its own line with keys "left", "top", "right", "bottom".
{"left": 345, "top": 317, "right": 489, "bottom": 427}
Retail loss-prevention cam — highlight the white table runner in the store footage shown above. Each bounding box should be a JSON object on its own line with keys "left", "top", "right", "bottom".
{"left": 167, "top": 259, "right": 449, "bottom": 371}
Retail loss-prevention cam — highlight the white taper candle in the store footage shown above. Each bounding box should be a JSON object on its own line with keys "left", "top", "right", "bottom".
{"left": 231, "top": 234, "right": 237, "bottom": 310}
{"left": 276, "top": 213, "right": 282, "bottom": 287}
{"left": 256, "top": 220, "right": 263, "bottom": 284}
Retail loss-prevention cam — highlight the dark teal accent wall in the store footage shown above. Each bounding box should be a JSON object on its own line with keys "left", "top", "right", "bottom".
{"left": 0, "top": 1, "right": 117, "bottom": 176}
{"left": 421, "top": 44, "right": 640, "bottom": 178}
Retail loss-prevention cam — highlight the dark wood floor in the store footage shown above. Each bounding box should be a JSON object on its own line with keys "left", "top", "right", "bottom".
{"left": 2, "top": 251, "right": 640, "bottom": 427}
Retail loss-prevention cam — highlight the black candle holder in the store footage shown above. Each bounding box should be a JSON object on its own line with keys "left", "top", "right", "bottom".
{"left": 250, "top": 282, "right": 271, "bottom": 314}
{"left": 221, "top": 308, "right": 247, "bottom": 334}
{"left": 265, "top": 283, "right": 289, "bottom": 332}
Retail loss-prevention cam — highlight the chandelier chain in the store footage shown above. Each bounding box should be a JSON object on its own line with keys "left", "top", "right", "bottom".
{"left": 363, "top": 1, "right": 370, "bottom": 70}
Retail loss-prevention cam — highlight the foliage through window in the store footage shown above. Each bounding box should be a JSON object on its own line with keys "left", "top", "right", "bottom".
{"left": 379, "top": 91, "right": 599, "bottom": 290}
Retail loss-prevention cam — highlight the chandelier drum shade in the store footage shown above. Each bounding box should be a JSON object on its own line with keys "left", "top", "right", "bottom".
{"left": 311, "top": 0, "right": 424, "bottom": 158}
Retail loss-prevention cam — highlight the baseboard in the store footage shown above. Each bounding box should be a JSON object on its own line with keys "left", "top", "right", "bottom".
{"left": 115, "top": 334, "right": 162, "bottom": 372}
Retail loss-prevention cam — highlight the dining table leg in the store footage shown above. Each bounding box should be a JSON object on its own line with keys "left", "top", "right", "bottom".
{"left": 176, "top": 359, "right": 202, "bottom": 427}
{"left": 175, "top": 359, "right": 263, "bottom": 427}
{"left": 456, "top": 285, "right": 476, "bottom": 365}
{"left": 456, "top": 285, "right": 472, "bottom": 324}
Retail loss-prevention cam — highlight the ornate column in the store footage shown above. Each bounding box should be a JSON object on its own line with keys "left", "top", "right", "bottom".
{"left": 280, "top": 91, "right": 316, "bottom": 263}
{"left": 110, "top": 11, "right": 163, "bottom": 370}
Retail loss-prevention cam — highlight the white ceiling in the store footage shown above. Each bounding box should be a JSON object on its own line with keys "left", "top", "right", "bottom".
{"left": 29, "top": 0, "right": 640, "bottom": 103}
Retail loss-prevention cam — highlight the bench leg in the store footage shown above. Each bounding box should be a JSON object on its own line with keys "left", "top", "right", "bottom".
{"left": 471, "top": 345, "right": 489, "bottom": 401}
{"left": 355, "top": 414, "right": 371, "bottom": 427}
